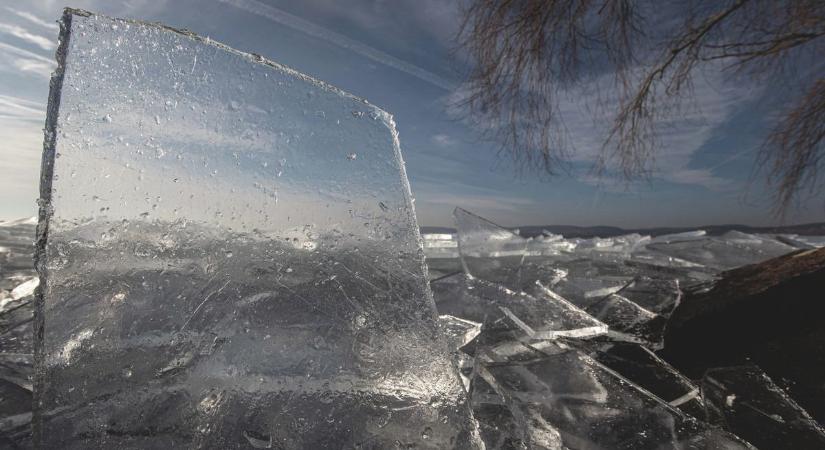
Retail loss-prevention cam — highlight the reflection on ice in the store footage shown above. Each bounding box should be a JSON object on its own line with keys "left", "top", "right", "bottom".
{"left": 35, "top": 9, "right": 477, "bottom": 448}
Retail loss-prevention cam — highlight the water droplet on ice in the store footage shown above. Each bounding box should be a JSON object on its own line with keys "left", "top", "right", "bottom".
{"left": 229, "top": 100, "right": 240, "bottom": 111}
{"left": 354, "top": 314, "right": 366, "bottom": 328}
{"left": 347, "top": 153, "right": 357, "bottom": 161}
{"left": 102, "top": 114, "right": 112, "bottom": 123}
{"left": 154, "top": 115, "right": 161, "bottom": 125}
{"left": 422, "top": 427, "right": 432, "bottom": 440}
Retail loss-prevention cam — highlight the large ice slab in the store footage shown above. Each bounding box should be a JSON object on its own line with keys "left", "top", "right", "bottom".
{"left": 34, "top": 9, "right": 477, "bottom": 448}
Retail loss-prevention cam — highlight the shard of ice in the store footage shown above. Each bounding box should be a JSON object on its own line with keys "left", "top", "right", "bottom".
{"left": 614, "top": 276, "right": 682, "bottom": 315}
{"left": 584, "top": 341, "right": 704, "bottom": 417}
{"left": 645, "top": 234, "right": 794, "bottom": 271}
{"left": 475, "top": 342, "right": 754, "bottom": 450}
{"left": 453, "top": 207, "right": 528, "bottom": 288}
{"left": 702, "top": 365, "right": 825, "bottom": 449}
{"left": 535, "top": 281, "right": 666, "bottom": 348}
{"left": 34, "top": 9, "right": 478, "bottom": 448}
{"left": 431, "top": 273, "right": 607, "bottom": 341}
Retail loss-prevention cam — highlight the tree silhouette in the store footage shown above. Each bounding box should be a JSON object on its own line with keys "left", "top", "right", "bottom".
{"left": 458, "top": 0, "right": 824, "bottom": 215}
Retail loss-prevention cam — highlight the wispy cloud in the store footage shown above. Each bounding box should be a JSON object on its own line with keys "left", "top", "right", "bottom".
{"left": 0, "top": 22, "right": 55, "bottom": 51}
{"left": 431, "top": 133, "right": 456, "bottom": 147}
{"left": 216, "top": 0, "right": 457, "bottom": 91}
{"left": 447, "top": 63, "right": 759, "bottom": 191}
{"left": 668, "top": 168, "right": 732, "bottom": 191}
{"left": 412, "top": 179, "right": 537, "bottom": 225}
{"left": 4, "top": 8, "right": 59, "bottom": 31}
{"left": 0, "top": 41, "right": 55, "bottom": 78}
{"left": 0, "top": 116, "right": 44, "bottom": 218}
{"left": 0, "top": 94, "right": 45, "bottom": 122}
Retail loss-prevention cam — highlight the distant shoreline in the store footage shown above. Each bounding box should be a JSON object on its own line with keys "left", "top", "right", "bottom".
{"left": 422, "top": 221, "right": 825, "bottom": 239}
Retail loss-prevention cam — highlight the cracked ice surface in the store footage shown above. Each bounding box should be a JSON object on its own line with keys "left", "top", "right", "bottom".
{"left": 35, "top": 9, "right": 477, "bottom": 449}
{"left": 474, "top": 342, "right": 754, "bottom": 450}
{"left": 702, "top": 365, "right": 825, "bottom": 449}
{"left": 431, "top": 274, "right": 607, "bottom": 341}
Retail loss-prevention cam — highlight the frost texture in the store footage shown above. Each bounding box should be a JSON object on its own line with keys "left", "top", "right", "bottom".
{"left": 34, "top": 9, "right": 477, "bottom": 448}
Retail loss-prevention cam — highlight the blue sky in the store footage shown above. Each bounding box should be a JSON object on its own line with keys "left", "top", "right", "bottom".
{"left": 0, "top": 0, "right": 822, "bottom": 227}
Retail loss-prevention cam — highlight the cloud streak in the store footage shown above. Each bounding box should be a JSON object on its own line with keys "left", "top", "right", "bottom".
{"left": 4, "top": 8, "right": 59, "bottom": 31}
{"left": 216, "top": 0, "right": 458, "bottom": 91}
{"left": 0, "top": 22, "right": 55, "bottom": 51}
{"left": 0, "top": 41, "right": 55, "bottom": 78}
{"left": 0, "top": 94, "right": 45, "bottom": 122}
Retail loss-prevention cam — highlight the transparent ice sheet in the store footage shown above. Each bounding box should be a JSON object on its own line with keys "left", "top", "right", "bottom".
{"left": 34, "top": 9, "right": 477, "bottom": 448}
{"left": 431, "top": 274, "right": 607, "bottom": 341}
{"left": 453, "top": 208, "right": 528, "bottom": 288}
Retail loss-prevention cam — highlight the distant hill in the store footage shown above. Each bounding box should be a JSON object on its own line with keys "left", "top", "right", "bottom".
{"left": 5, "top": 216, "right": 824, "bottom": 239}
{"left": 421, "top": 222, "right": 825, "bottom": 239}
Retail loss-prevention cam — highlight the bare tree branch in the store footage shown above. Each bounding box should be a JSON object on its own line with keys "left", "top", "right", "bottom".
{"left": 459, "top": 0, "right": 825, "bottom": 215}
{"left": 759, "top": 78, "right": 825, "bottom": 216}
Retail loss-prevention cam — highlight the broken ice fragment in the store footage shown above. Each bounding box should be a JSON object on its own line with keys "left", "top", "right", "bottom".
{"left": 646, "top": 234, "right": 794, "bottom": 271}
{"left": 439, "top": 314, "right": 482, "bottom": 351}
{"left": 432, "top": 274, "right": 607, "bottom": 341}
{"left": 9, "top": 277, "right": 38, "bottom": 302}
{"left": 537, "top": 282, "right": 666, "bottom": 348}
{"left": 583, "top": 341, "right": 704, "bottom": 418}
{"left": 475, "top": 342, "right": 754, "bottom": 449}
{"left": 34, "top": 9, "right": 477, "bottom": 448}
{"left": 702, "top": 365, "right": 825, "bottom": 449}
{"left": 453, "top": 207, "right": 528, "bottom": 288}
{"left": 614, "top": 276, "right": 682, "bottom": 316}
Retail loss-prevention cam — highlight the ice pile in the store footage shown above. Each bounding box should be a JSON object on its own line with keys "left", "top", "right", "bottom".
{"left": 33, "top": 9, "right": 477, "bottom": 449}
{"left": 425, "top": 207, "right": 825, "bottom": 449}
{"left": 8, "top": 7, "right": 825, "bottom": 449}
